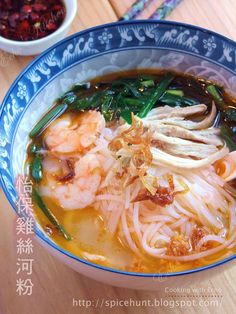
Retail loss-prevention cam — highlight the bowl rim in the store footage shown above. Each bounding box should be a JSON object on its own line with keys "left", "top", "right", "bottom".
{"left": 1, "top": 19, "right": 236, "bottom": 278}
{"left": 0, "top": 0, "right": 77, "bottom": 46}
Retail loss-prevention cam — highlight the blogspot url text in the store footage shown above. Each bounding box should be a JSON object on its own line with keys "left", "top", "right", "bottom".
{"left": 72, "top": 297, "right": 223, "bottom": 309}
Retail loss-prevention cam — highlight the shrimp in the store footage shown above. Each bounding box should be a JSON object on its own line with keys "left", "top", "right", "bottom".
{"left": 44, "top": 110, "right": 105, "bottom": 155}
{"left": 41, "top": 154, "right": 102, "bottom": 210}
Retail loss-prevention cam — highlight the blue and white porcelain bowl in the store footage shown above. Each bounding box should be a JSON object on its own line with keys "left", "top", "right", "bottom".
{"left": 0, "top": 21, "right": 236, "bottom": 290}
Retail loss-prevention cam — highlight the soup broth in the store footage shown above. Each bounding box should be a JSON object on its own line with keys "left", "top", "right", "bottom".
{"left": 26, "top": 70, "right": 236, "bottom": 273}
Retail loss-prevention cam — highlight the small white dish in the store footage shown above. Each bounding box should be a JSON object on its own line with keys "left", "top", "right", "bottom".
{"left": 0, "top": 0, "right": 77, "bottom": 56}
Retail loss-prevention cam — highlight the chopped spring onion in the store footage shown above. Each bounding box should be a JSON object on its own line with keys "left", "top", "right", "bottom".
{"left": 207, "top": 85, "right": 236, "bottom": 122}
{"left": 120, "top": 110, "right": 132, "bottom": 124}
{"left": 112, "top": 80, "right": 141, "bottom": 97}
{"left": 32, "top": 189, "right": 71, "bottom": 241}
{"left": 72, "top": 82, "right": 90, "bottom": 91}
{"left": 166, "top": 89, "right": 184, "bottom": 97}
{"left": 101, "top": 96, "right": 114, "bottom": 121}
{"left": 160, "top": 93, "right": 199, "bottom": 106}
{"left": 138, "top": 73, "right": 174, "bottom": 118}
{"left": 31, "top": 155, "right": 43, "bottom": 182}
{"left": 140, "top": 80, "right": 155, "bottom": 88}
{"left": 29, "top": 104, "right": 68, "bottom": 138}
{"left": 224, "top": 109, "right": 236, "bottom": 122}
{"left": 220, "top": 125, "right": 236, "bottom": 151}
{"left": 121, "top": 97, "right": 145, "bottom": 107}
{"left": 29, "top": 143, "right": 42, "bottom": 154}
{"left": 207, "top": 85, "right": 224, "bottom": 106}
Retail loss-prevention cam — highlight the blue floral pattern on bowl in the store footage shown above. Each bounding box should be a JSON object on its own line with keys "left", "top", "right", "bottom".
{"left": 0, "top": 20, "right": 236, "bottom": 278}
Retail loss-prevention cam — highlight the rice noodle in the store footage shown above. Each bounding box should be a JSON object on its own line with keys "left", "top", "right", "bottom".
{"left": 146, "top": 223, "right": 165, "bottom": 243}
{"left": 150, "top": 234, "right": 170, "bottom": 247}
{"left": 161, "top": 234, "right": 236, "bottom": 261}
{"left": 151, "top": 145, "right": 229, "bottom": 169}
{"left": 121, "top": 210, "right": 139, "bottom": 254}
{"left": 60, "top": 107, "right": 236, "bottom": 262}
{"left": 160, "top": 225, "right": 175, "bottom": 237}
{"left": 142, "top": 223, "right": 167, "bottom": 256}
{"left": 93, "top": 149, "right": 235, "bottom": 261}
{"left": 95, "top": 194, "right": 125, "bottom": 203}
{"left": 107, "top": 204, "right": 124, "bottom": 235}
{"left": 169, "top": 217, "right": 188, "bottom": 229}
{"left": 141, "top": 215, "right": 175, "bottom": 223}
{"left": 133, "top": 202, "right": 142, "bottom": 243}
{"left": 197, "top": 235, "right": 225, "bottom": 248}
{"left": 164, "top": 205, "right": 181, "bottom": 219}
{"left": 174, "top": 201, "right": 195, "bottom": 218}
{"left": 185, "top": 222, "right": 194, "bottom": 238}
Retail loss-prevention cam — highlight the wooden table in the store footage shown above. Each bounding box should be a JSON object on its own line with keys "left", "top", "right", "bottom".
{"left": 1, "top": 1, "right": 236, "bottom": 313}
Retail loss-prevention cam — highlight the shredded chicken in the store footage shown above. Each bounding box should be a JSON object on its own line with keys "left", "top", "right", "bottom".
{"left": 151, "top": 145, "right": 228, "bottom": 169}
{"left": 224, "top": 182, "right": 236, "bottom": 198}
{"left": 152, "top": 132, "right": 219, "bottom": 159}
{"left": 113, "top": 106, "right": 229, "bottom": 170}
{"left": 144, "top": 102, "right": 217, "bottom": 130}
{"left": 136, "top": 102, "right": 229, "bottom": 168}
{"left": 151, "top": 124, "right": 222, "bottom": 146}
{"left": 146, "top": 104, "right": 207, "bottom": 119}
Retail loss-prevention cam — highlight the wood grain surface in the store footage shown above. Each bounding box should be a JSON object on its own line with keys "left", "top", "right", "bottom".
{"left": 0, "top": 1, "right": 236, "bottom": 313}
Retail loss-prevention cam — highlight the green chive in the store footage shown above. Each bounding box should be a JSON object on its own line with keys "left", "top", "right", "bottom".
{"left": 220, "top": 125, "right": 236, "bottom": 151}
{"left": 72, "top": 82, "right": 90, "bottom": 92}
{"left": 31, "top": 155, "right": 43, "bottom": 182}
{"left": 138, "top": 74, "right": 155, "bottom": 81}
{"left": 207, "top": 85, "right": 236, "bottom": 122}
{"left": 160, "top": 93, "right": 199, "bottom": 107}
{"left": 29, "top": 104, "right": 68, "bottom": 138}
{"left": 138, "top": 73, "right": 174, "bottom": 118}
{"left": 32, "top": 189, "right": 71, "bottom": 241}
{"left": 224, "top": 109, "right": 236, "bottom": 122}
{"left": 120, "top": 110, "right": 132, "bottom": 124}
{"left": 207, "top": 85, "right": 224, "bottom": 106}
{"left": 140, "top": 80, "right": 155, "bottom": 88}
{"left": 166, "top": 89, "right": 184, "bottom": 97}
{"left": 29, "top": 143, "right": 42, "bottom": 154}
{"left": 121, "top": 97, "right": 145, "bottom": 107}
{"left": 101, "top": 96, "right": 114, "bottom": 121}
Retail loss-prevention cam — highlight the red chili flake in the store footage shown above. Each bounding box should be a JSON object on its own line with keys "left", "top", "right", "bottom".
{"left": 132, "top": 187, "right": 175, "bottom": 206}
{"left": 21, "top": 5, "right": 32, "bottom": 14}
{"left": 33, "top": 4, "right": 47, "bottom": 12}
{"left": 132, "top": 175, "right": 176, "bottom": 206}
{"left": 30, "top": 12, "right": 40, "bottom": 22}
{"left": 36, "top": 31, "right": 48, "bottom": 39}
{"left": 20, "top": 13, "right": 29, "bottom": 21}
{"left": 19, "top": 20, "right": 30, "bottom": 31}
{"left": 46, "top": 22, "right": 57, "bottom": 31}
{"left": 0, "top": 0, "right": 66, "bottom": 41}
{"left": 52, "top": 4, "right": 63, "bottom": 11}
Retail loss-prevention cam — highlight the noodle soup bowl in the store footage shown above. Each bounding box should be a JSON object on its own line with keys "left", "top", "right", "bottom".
{"left": 0, "top": 21, "right": 236, "bottom": 290}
